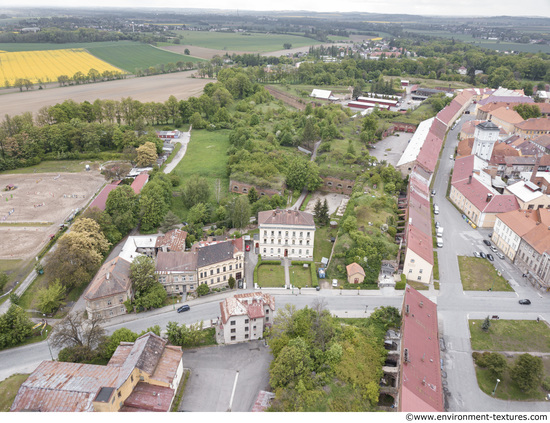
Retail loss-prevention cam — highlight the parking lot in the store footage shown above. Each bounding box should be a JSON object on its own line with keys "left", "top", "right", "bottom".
{"left": 179, "top": 340, "right": 273, "bottom": 412}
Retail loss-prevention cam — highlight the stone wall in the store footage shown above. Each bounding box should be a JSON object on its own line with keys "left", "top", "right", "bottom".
{"left": 319, "top": 176, "right": 355, "bottom": 195}
{"left": 230, "top": 180, "right": 283, "bottom": 197}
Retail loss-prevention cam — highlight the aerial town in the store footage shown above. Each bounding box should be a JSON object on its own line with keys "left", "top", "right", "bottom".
{"left": 1, "top": 2, "right": 550, "bottom": 415}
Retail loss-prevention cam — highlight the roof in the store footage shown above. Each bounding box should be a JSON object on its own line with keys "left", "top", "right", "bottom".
{"left": 452, "top": 155, "right": 475, "bottom": 184}
{"left": 310, "top": 89, "right": 335, "bottom": 100}
{"left": 130, "top": 173, "right": 149, "bottom": 194}
{"left": 120, "top": 383, "right": 174, "bottom": 412}
{"left": 476, "top": 120, "right": 499, "bottom": 131}
{"left": 346, "top": 262, "right": 365, "bottom": 277}
{"left": 220, "top": 293, "right": 275, "bottom": 324}
{"left": 532, "top": 135, "right": 550, "bottom": 149}
{"left": 258, "top": 209, "right": 315, "bottom": 227}
{"left": 397, "top": 118, "right": 434, "bottom": 167}
{"left": 453, "top": 178, "right": 518, "bottom": 214}
{"left": 155, "top": 229, "right": 187, "bottom": 252}
{"left": 11, "top": 361, "right": 120, "bottom": 412}
{"left": 515, "top": 117, "right": 550, "bottom": 132}
{"left": 88, "top": 182, "right": 120, "bottom": 211}
{"left": 497, "top": 209, "right": 542, "bottom": 237}
{"left": 506, "top": 181, "right": 544, "bottom": 202}
{"left": 156, "top": 251, "right": 197, "bottom": 273}
{"left": 489, "top": 107, "right": 524, "bottom": 125}
{"left": 118, "top": 235, "right": 159, "bottom": 263}
{"left": 416, "top": 132, "right": 443, "bottom": 173}
{"left": 436, "top": 100, "right": 461, "bottom": 126}
{"left": 521, "top": 209, "right": 550, "bottom": 254}
{"left": 406, "top": 225, "right": 433, "bottom": 265}
{"left": 400, "top": 287, "right": 443, "bottom": 412}
{"left": 83, "top": 257, "right": 131, "bottom": 301}
{"left": 457, "top": 138, "right": 474, "bottom": 158}
{"left": 197, "top": 239, "right": 241, "bottom": 268}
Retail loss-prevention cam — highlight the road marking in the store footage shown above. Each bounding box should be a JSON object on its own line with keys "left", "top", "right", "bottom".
{"left": 227, "top": 370, "right": 239, "bottom": 412}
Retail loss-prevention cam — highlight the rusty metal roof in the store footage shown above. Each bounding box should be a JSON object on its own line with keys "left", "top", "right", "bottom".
{"left": 120, "top": 382, "right": 174, "bottom": 412}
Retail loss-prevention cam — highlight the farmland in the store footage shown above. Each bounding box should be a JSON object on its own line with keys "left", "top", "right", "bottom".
{"left": 174, "top": 31, "right": 319, "bottom": 52}
{"left": 0, "top": 48, "right": 122, "bottom": 87}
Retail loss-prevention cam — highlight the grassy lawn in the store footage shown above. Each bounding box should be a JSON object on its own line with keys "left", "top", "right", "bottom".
{"left": 475, "top": 363, "right": 546, "bottom": 401}
{"left": 289, "top": 264, "right": 313, "bottom": 288}
{"left": 458, "top": 256, "right": 513, "bottom": 291}
{"left": 433, "top": 251, "right": 440, "bottom": 280}
{"left": 407, "top": 281, "right": 429, "bottom": 291}
{"left": 0, "top": 373, "right": 29, "bottom": 411}
{"left": 257, "top": 264, "right": 285, "bottom": 288}
{"left": 470, "top": 320, "right": 550, "bottom": 352}
{"left": 175, "top": 31, "right": 319, "bottom": 52}
{"left": 313, "top": 226, "right": 336, "bottom": 262}
{"left": 0, "top": 160, "right": 92, "bottom": 175}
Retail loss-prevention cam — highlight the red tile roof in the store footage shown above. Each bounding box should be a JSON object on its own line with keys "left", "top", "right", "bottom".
{"left": 219, "top": 293, "right": 275, "bottom": 324}
{"left": 436, "top": 100, "right": 461, "bottom": 126}
{"left": 453, "top": 178, "right": 519, "bottom": 213}
{"left": 400, "top": 287, "right": 443, "bottom": 412}
{"left": 83, "top": 257, "right": 131, "bottom": 301}
{"left": 416, "top": 133, "right": 443, "bottom": 173}
{"left": 515, "top": 117, "right": 550, "bottom": 132}
{"left": 130, "top": 173, "right": 149, "bottom": 194}
{"left": 405, "top": 225, "right": 433, "bottom": 265}
{"left": 258, "top": 209, "right": 314, "bottom": 226}
{"left": 457, "top": 138, "right": 474, "bottom": 158}
{"left": 88, "top": 181, "right": 120, "bottom": 211}
{"left": 155, "top": 228, "right": 187, "bottom": 252}
{"left": 346, "top": 262, "right": 365, "bottom": 277}
{"left": 452, "top": 155, "right": 475, "bottom": 184}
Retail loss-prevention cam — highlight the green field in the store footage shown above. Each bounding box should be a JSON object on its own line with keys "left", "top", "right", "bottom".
{"left": 170, "top": 129, "right": 231, "bottom": 208}
{"left": 0, "top": 41, "right": 204, "bottom": 74}
{"left": 469, "top": 320, "right": 550, "bottom": 352}
{"left": 175, "top": 31, "right": 320, "bottom": 52}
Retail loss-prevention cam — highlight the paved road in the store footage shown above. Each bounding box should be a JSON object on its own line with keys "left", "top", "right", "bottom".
{"left": 0, "top": 269, "right": 37, "bottom": 315}
{"left": 163, "top": 129, "right": 192, "bottom": 174}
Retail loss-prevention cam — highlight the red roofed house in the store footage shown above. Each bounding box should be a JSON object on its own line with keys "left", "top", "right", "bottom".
{"left": 11, "top": 332, "right": 184, "bottom": 412}
{"left": 217, "top": 293, "right": 275, "bottom": 344}
{"left": 515, "top": 117, "right": 550, "bottom": 139}
{"left": 399, "top": 286, "right": 443, "bottom": 412}
{"left": 130, "top": 172, "right": 149, "bottom": 194}
{"left": 88, "top": 181, "right": 121, "bottom": 211}
{"left": 403, "top": 225, "right": 433, "bottom": 284}
{"left": 346, "top": 262, "right": 365, "bottom": 284}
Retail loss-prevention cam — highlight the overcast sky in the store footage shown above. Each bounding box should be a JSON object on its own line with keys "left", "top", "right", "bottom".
{"left": 10, "top": 1, "right": 550, "bottom": 18}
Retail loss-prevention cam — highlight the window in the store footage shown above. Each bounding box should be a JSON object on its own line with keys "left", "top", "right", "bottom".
{"left": 263, "top": 239, "right": 267, "bottom": 244}
{"left": 417, "top": 276, "right": 422, "bottom": 281}
{"left": 245, "top": 319, "right": 249, "bottom": 324}
{"left": 223, "top": 275, "right": 226, "bottom": 281}
{"left": 306, "top": 240, "right": 310, "bottom": 245}
{"left": 271, "top": 231, "right": 274, "bottom": 236}
{"left": 299, "top": 249, "right": 302, "bottom": 254}
{"left": 266, "top": 317, "right": 269, "bottom": 322}
{"left": 231, "top": 336, "right": 236, "bottom": 341}
{"left": 231, "top": 328, "right": 236, "bottom": 333}
{"left": 278, "top": 231, "right": 281, "bottom": 236}
{"left": 107, "top": 300, "right": 112, "bottom": 306}
{"left": 230, "top": 320, "right": 236, "bottom": 325}
{"left": 263, "top": 231, "right": 267, "bottom": 236}
{"left": 229, "top": 265, "right": 232, "bottom": 270}
{"left": 217, "top": 268, "right": 220, "bottom": 274}
{"left": 245, "top": 327, "right": 249, "bottom": 331}
{"left": 285, "top": 231, "right": 288, "bottom": 236}
{"left": 189, "top": 276, "right": 193, "bottom": 281}
{"left": 223, "top": 266, "right": 226, "bottom": 272}
{"left": 419, "top": 269, "right": 423, "bottom": 274}
{"left": 118, "top": 391, "right": 122, "bottom": 398}
{"left": 253, "top": 325, "right": 257, "bottom": 330}
{"left": 307, "top": 232, "right": 310, "bottom": 237}
{"left": 217, "top": 277, "right": 220, "bottom": 282}
{"left": 410, "top": 259, "right": 415, "bottom": 263}
{"left": 263, "top": 248, "right": 266, "bottom": 253}
{"left": 270, "top": 248, "right": 273, "bottom": 254}
{"left": 293, "top": 231, "right": 296, "bottom": 237}
{"left": 266, "top": 309, "right": 269, "bottom": 314}
{"left": 278, "top": 248, "right": 281, "bottom": 254}
{"left": 300, "top": 232, "right": 303, "bottom": 237}
{"left": 409, "top": 269, "right": 413, "bottom": 273}
{"left": 119, "top": 297, "right": 123, "bottom": 303}
{"left": 245, "top": 334, "right": 249, "bottom": 339}
{"left": 210, "top": 270, "right": 214, "bottom": 275}
{"left": 131, "top": 376, "right": 134, "bottom": 382}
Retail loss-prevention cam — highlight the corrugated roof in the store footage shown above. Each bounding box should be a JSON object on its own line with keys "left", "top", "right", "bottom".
{"left": 120, "top": 382, "right": 174, "bottom": 412}
{"left": 397, "top": 118, "right": 435, "bottom": 167}
{"left": 258, "top": 209, "right": 315, "bottom": 227}
{"left": 400, "top": 287, "right": 443, "bottom": 412}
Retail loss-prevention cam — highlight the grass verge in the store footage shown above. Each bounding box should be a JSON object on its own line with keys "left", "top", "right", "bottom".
{"left": 458, "top": 256, "right": 513, "bottom": 291}
{"left": 0, "top": 373, "right": 29, "bottom": 411}
{"left": 171, "top": 369, "right": 190, "bottom": 412}
{"left": 469, "top": 320, "right": 550, "bottom": 352}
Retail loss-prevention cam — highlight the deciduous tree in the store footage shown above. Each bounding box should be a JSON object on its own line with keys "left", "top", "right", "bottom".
{"left": 511, "top": 353, "right": 544, "bottom": 392}
{"left": 37, "top": 279, "right": 66, "bottom": 315}
{"left": 50, "top": 311, "right": 106, "bottom": 351}
{"left": 136, "top": 141, "right": 157, "bottom": 167}
{"left": 130, "top": 255, "right": 157, "bottom": 295}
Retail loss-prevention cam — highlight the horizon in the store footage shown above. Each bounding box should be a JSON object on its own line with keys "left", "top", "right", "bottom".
{"left": 6, "top": 1, "right": 550, "bottom": 19}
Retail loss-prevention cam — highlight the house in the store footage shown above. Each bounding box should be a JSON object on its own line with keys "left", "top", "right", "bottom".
{"left": 492, "top": 209, "right": 542, "bottom": 261}
{"left": 156, "top": 251, "right": 198, "bottom": 295}
{"left": 504, "top": 179, "right": 550, "bottom": 210}
{"left": 196, "top": 238, "right": 245, "bottom": 288}
{"left": 398, "top": 287, "right": 443, "bottom": 412}
{"left": 217, "top": 293, "right": 275, "bottom": 344}
{"left": 84, "top": 257, "right": 132, "bottom": 320}
{"left": 11, "top": 332, "right": 184, "bottom": 412}
{"left": 118, "top": 235, "right": 159, "bottom": 263}
{"left": 486, "top": 107, "right": 524, "bottom": 134}
{"left": 310, "top": 89, "right": 338, "bottom": 101}
{"left": 258, "top": 209, "right": 315, "bottom": 260}
{"left": 514, "top": 117, "right": 550, "bottom": 139}
{"left": 156, "top": 229, "right": 187, "bottom": 253}
{"left": 531, "top": 135, "right": 550, "bottom": 154}
{"left": 156, "top": 130, "right": 180, "bottom": 140}
{"left": 346, "top": 262, "right": 365, "bottom": 284}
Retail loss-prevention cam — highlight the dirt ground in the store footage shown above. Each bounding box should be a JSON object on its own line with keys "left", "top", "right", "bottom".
{"left": 0, "top": 72, "right": 210, "bottom": 119}
{"left": 0, "top": 170, "right": 105, "bottom": 260}
{"left": 303, "top": 192, "right": 349, "bottom": 216}
{"left": 162, "top": 44, "right": 250, "bottom": 59}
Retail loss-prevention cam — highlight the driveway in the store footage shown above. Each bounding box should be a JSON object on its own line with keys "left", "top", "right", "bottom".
{"left": 179, "top": 340, "right": 272, "bottom": 412}
{"left": 163, "top": 129, "right": 191, "bottom": 174}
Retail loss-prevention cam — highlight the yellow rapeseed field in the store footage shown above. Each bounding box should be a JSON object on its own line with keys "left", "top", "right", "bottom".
{"left": 0, "top": 48, "right": 122, "bottom": 87}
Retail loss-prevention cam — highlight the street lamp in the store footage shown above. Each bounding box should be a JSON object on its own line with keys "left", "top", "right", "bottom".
{"left": 492, "top": 378, "right": 500, "bottom": 396}
{"left": 45, "top": 330, "right": 54, "bottom": 361}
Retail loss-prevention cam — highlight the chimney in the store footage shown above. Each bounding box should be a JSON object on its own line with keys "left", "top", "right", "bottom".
{"left": 486, "top": 194, "right": 493, "bottom": 202}
{"left": 468, "top": 175, "right": 472, "bottom": 184}
{"left": 531, "top": 155, "right": 541, "bottom": 184}
{"left": 106, "top": 272, "right": 110, "bottom": 280}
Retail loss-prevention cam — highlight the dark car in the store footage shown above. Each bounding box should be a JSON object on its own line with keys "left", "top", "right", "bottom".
{"left": 483, "top": 240, "right": 491, "bottom": 246}
{"left": 177, "top": 305, "right": 190, "bottom": 313}
{"left": 488, "top": 233, "right": 493, "bottom": 238}
{"left": 487, "top": 253, "right": 494, "bottom": 261}
{"left": 519, "top": 299, "right": 531, "bottom": 305}
{"left": 480, "top": 252, "right": 487, "bottom": 259}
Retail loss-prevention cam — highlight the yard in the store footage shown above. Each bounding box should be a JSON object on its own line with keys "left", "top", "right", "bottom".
{"left": 257, "top": 264, "right": 285, "bottom": 288}
{"left": 469, "top": 319, "right": 550, "bottom": 353}
{"left": 289, "top": 264, "right": 313, "bottom": 288}
{"left": 458, "top": 256, "right": 513, "bottom": 291}
{"left": 313, "top": 226, "right": 336, "bottom": 263}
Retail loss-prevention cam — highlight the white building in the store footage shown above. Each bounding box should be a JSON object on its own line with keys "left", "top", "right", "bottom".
{"left": 472, "top": 121, "right": 500, "bottom": 161}
{"left": 258, "top": 209, "right": 315, "bottom": 260}
{"left": 217, "top": 293, "right": 275, "bottom": 344}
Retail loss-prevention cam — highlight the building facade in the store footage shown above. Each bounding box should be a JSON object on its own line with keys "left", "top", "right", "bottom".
{"left": 471, "top": 121, "right": 500, "bottom": 161}
{"left": 258, "top": 209, "right": 316, "bottom": 261}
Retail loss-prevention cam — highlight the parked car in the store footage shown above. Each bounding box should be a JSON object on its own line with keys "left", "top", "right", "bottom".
{"left": 483, "top": 240, "right": 491, "bottom": 246}
{"left": 177, "top": 305, "right": 190, "bottom": 313}
{"left": 490, "top": 246, "right": 497, "bottom": 253}
{"left": 480, "top": 252, "right": 487, "bottom": 259}
{"left": 488, "top": 233, "right": 493, "bottom": 238}
{"left": 496, "top": 252, "right": 505, "bottom": 259}
{"left": 449, "top": 155, "right": 454, "bottom": 160}
{"left": 245, "top": 244, "right": 251, "bottom": 252}
{"left": 519, "top": 299, "right": 531, "bottom": 305}
{"left": 332, "top": 279, "right": 338, "bottom": 287}
{"left": 487, "top": 253, "right": 494, "bottom": 261}
{"left": 433, "top": 204, "right": 439, "bottom": 215}
{"left": 473, "top": 251, "right": 481, "bottom": 258}
{"left": 431, "top": 190, "right": 436, "bottom": 197}
{"left": 435, "top": 221, "right": 440, "bottom": 229}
